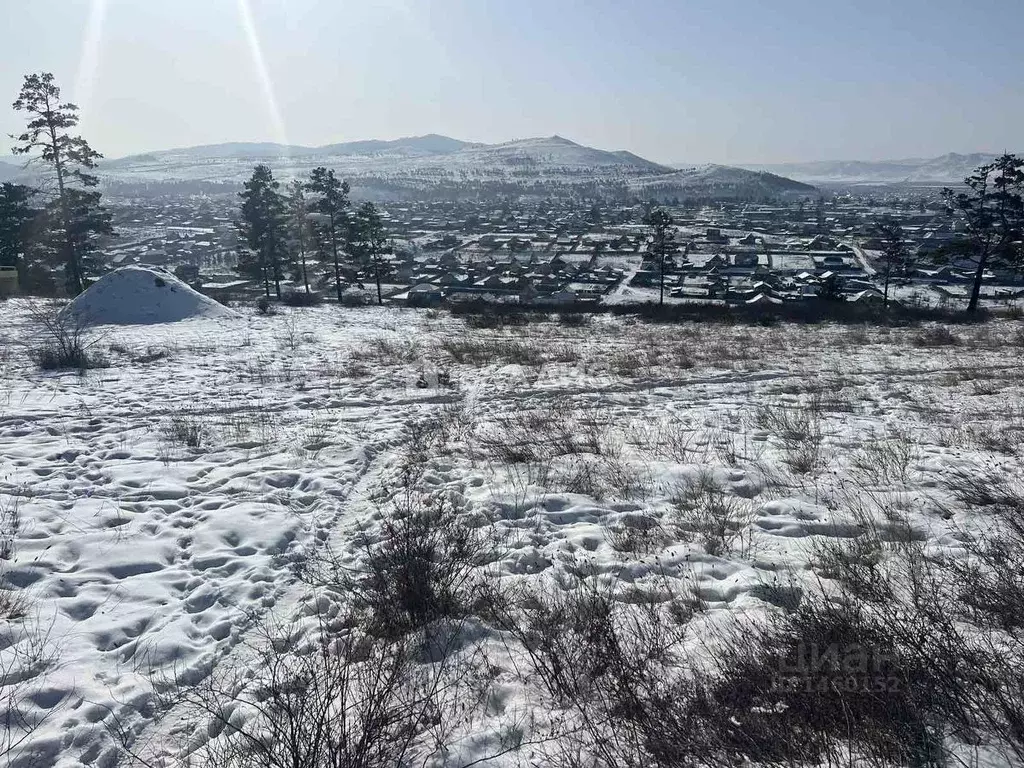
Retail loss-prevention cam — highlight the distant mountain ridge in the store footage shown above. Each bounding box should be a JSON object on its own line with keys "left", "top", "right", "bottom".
{"left": 103, "top": 134, "right": 674, "bottom": 175}
{"left": 736, "top": 152, "right": 1008, "bottom": 184}
{"left": 7, "top": 134, "right": 814, "bottom": 201}
{"left": 105, "top": 133, "right": 481, "bottom": 164}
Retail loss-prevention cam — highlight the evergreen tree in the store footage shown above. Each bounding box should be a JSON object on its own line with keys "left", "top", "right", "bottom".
{"left": 305, "top": 167, "right": 350, "bottom": 302}
{"left": 644, "top": 208, "right": 676, "bottom": 306}
{"left": 237, "top": 164, "right": 287, "bottom": 298}
{"left": 59, "top": 188, "right": 113, "bottom": 288}
{"left": 11, "top": 73, "right": 107, "bottom": 294}
{"left": 0, "top": 183, "right": 38, "bottom": 284}
{"left": 351, "top": 202, "right": 390, "bottom": 305}
{"left": 942, "top": 154, "right": 1024, "bottom": 313}
{"left": 871, "top": 217, "right": 912, "bottom": 309}
{"left": 285, "top": 180, "right": 312, "bottom": 294}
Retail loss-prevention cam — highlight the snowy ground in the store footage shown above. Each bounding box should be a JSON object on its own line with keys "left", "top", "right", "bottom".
{"left": 1, "top": 300, "right": 1023, "bottom": 767}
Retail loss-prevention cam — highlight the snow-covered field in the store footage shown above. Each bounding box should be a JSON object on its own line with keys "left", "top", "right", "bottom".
{"left": 2, "top": 299, "right": 1024, "bottom": 767}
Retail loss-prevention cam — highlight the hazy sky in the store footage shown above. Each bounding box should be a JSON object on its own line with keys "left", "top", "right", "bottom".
{"left": 3, "top": 0, "right": 1022, "bottom": 164}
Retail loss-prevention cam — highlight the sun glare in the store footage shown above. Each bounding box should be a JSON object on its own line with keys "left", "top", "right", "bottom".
{"left": 236, "top": 0, "right": 290, "bottom": 151}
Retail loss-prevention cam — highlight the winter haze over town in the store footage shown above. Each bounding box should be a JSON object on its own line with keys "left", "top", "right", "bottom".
{"left": 2, "top": 1, "right": 1024, "bottom": 766}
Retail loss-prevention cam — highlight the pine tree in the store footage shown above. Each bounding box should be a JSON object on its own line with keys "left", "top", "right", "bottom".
{"left": 237, "top": 165, "right": 287, "bottom": 299}
{"left": 0, "top": 183, "right": 38, "bottom": 284}
{"left": 871, "top": 217, "right": 912, "bottom": 309}
{"left": 285, "top": 180, "right": 312, "bottom": 294}
{"left": 11, "top": 73, "right": 107, "bottom": 294}
{"left": 942, "top": 154, "right": 1024, "bottom": 313}
{"left": 644, "top": 208, "right": 676, "bottom": 306}
{"left": 351, "top": 202, "right": 390, "bottom": 305}
{"left": 305, "top": 167, "right": 350, "bottom": 302}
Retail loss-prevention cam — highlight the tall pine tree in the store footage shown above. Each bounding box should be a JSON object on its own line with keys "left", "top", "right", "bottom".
{"left": 644, "top": 208, "right": 676, "bottom": 307}
{"left": 286, "top": 180, "right": 312, "bottom": 294}
{"left": 11, "top": 73, "right": 108, "bottom": 295}
{"left": 942, "top": 154, "right": 1024, "bottom": 312}
{"left": 871, "top": 217, "right": 912, "bottom": 309}
{"left": 237, "top": 165, "right": 287, "bottom": 299}
{"left": 306, "top": 167, "right": 349, "bottom": 302}
{"left": 351, "top": 202, "right": 390, "bottom": 305}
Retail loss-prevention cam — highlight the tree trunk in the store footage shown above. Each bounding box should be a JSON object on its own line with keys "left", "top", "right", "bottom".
{"left": 882, "top": 271, "right": 890, "bottom": 310}
{"left": 46, "top": 106, "right": 81, "bottom": 295}
{"left": 330, "top": 215, "right": 342, "bottom": 302}
{"left": 967, "top": 251, "right": 987, "bottom": 313}
{"left": 659, "top": 252, "right": 665, "bottom": 307}
{"left": 299, "top": 228, "right": 310, "bottom": 293}
{"left": 375, "top": 260, "right": 382, "bottom": 305}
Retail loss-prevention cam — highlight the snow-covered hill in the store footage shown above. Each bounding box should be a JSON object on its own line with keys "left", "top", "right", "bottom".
{"left": 96, "top": 135, "right": 821, "bottom": 200}
{"left": 99, "top": 134, "right": 674, "bottom": 187}
{"left": 633, "top": 164, "right": 815, "bottom": 199}
{"left": 740, "top": 152, "right": 1005, "bottom": 185}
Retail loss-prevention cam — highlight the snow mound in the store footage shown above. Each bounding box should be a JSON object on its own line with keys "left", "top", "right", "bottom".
{"left": 65, "top": 266, "right": 239, "bottom": 324}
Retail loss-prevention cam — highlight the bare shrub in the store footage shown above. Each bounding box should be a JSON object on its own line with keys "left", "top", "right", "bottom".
{"left": 461, "top": 308, "right": 533, "bottom": 329}
{"left": 1, "top": 616, "right": 62, "bottom": 764}
{"left": 605, "top": 515, "right": 668, "bottom": 555}
{"left": 808, "top": 492, "right": 1024, "bottom": 763}
{"left": 343, "top": 490, "right": 495, "bottom": 638}
{"left": 669, "top": 471, "right": 754, "bottom": 557}
{"left": 755, "top": 400, "right": 826, "bottom": 475}
{"left": 221, "top": 402, "right": 280, "bottom": 447}
{"left": 255, "top": 295, "right": 276, "bottom": 315}
{"left": 557, "top": 312, "right": 590, "bottom": 327}
{"left": 477, "top": 401, "right": 613, "bottom": 466}
{"left": 140, "top": 607, "right": 498, "bottom": 768}
{"left": 163, "top": 412, "right": 207, "bottom": 449}
{"left": 27, "top": 303, "right": 107, "bottom": 371}
{"left": 352, "top": 336, "right": 421, "bottom": 365}
{"left": 281, "top": 290, "right": 321, "bottom": 307}
{"left": 440, "top": 337, "right": 545, "bottom": 367}
{"left": 912, "top": 325, "right": 960, "bottom": 347}
{"left": 489, "top": 574, "right": 703, "bottom": 768}
{"left": 852, "top": 428, "right": 916, "bottom": 484}
{"left": 626, "top": 416, "right": 698, "bottom": 462}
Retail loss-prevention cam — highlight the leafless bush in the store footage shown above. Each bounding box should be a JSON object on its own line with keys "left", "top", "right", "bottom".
{"left": 1, "top": 616, "right": 61, "bottom": 765}
{"left": 343, "top": 489, "right": 496, "bottom": 638}
{"left": 352, "top": 335, "right": 421, "bottom": 365}
{"left": 912, "top": 325, "right": 960, "bottom": 347}
{"left": 605, "top": 515, "right": 668, "bottom": 555}
{"left": 440, "top": 337, "right": 545, "bottom": 367}
{"left": 489, "top": 574, "right": 704, "bottom": 768}
{"left": 852, "top": 428, "right": 917, "bottom": 484}
{"left": 27, "top": 302, "right": 107, "bottom": 371}
{"left": 626, "top": 416, "right": 698, "bottom": 462}
{"left": 557, "top": 312, "right": 590, "bottom": 327}
{"left": 476, "top": 401, "right": 613, "bottom": 466}
{"left": 755, "top": 400, "right": 826, "bottom": 475}
{"left": 461, "top": 309, "right": 533, "bottom": 329}
{"left": 943, "top": 463, "right": 1024, "bottom": 513}
{"left": 669, "top": 471, "right": 754, "bottom": 557}
{"left": 558, "top": 453, "right": 651, "bottom": 501}
{"left": 163, "top": 411, "right": 208, "bottom": 450}
{"left": 808, "top": 490, "right": 1024, "bottom": 763}
{"left": 281, "top": 290, "right": 321, "bottom": 307}
{"left": 139, "top": 607, "right": 498, "bottom": 768}
{"left": 221, "top": 402, "right": 280, "bottom": 447}
{"left": 254, "top": 295, "right": 276, "bottom": 315}
{"left": 0, "top": 492, "right": 19, "bottom": 565}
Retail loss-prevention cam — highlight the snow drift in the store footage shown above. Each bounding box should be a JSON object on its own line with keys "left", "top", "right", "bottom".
{"left": 64, "top": 265, "right": 239, "bottom": 324}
